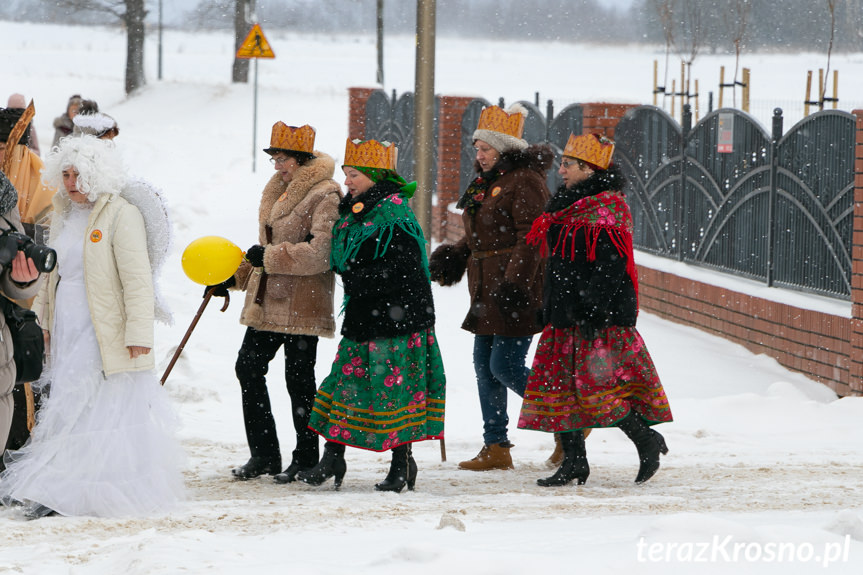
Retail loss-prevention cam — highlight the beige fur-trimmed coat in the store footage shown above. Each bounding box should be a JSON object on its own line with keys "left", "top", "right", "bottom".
{"left": 234, "top": 151, "right": 342, "bottom": 337}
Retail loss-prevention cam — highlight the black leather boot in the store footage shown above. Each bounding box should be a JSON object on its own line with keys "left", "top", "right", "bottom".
{"left": 297, "top": 442, "right": 347, "bottom": 489}
{"left": 280, "top": 422, "right": 320, "bottom": 484}
{"left": 274, "top": 457, "right": 317, "bottom": 484}
{"left": 537, "top": 431, "right": 590, "bottom": 487}
{"left": 617, "top": 411, "right": 669, "bottom": 483}
{"left": 231, "top": 455, "right": 282, "bottom": 480}
{"left": 374, "top": 444, "right": 417, "bottom": 493}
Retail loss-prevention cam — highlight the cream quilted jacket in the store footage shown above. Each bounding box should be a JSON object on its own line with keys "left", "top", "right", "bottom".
{"left": 34, "top": 192, "right": 154, "bottom": 376}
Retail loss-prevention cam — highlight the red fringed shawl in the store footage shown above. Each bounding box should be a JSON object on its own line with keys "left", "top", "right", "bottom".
{"left": 526, "top": 190, "right": 639, "bottom": 305}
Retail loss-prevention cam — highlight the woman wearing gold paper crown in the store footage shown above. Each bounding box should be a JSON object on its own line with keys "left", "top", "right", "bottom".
{"left": 518, "top": 133, "right": 672, "bottom": 487}
{"left": 206, "top": 123, "right": 342, "bottom": 483}
{"left": 429, "top": 104, "right": 553, "bottom": 471}
{"left": 298, "top": 139, "right": 445, "bottom": 492}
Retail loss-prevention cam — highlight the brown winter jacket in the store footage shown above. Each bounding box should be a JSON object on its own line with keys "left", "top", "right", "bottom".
{"left": 234, "top": 151, "right": 342, "bottom": 337}
{"left": 438, "top": 145, "right": 552, "bottom": 336}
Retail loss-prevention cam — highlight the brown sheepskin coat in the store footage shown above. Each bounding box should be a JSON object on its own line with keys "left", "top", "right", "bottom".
{"left": 234, "top": 151, "right": 342, "bottom": 337}
{"left": 438, "top": 145, "right": 553, "bottom": 336}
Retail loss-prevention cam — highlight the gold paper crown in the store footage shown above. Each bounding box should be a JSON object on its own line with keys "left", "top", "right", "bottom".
{"left": 267, "top": 122, "right": 315, "bottom": 154}
{"left": 563, "top": 133, "right": 615, "bottom": 170}
{"left": 343, "top": 138, "right": 398, "bottom": 171}
{"left": 476, "top": 105, "right": 525, "bottom": 139}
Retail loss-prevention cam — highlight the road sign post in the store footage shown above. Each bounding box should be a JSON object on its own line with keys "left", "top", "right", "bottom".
{"left": 236, "top": 23, "right": 275, "bottom": 173}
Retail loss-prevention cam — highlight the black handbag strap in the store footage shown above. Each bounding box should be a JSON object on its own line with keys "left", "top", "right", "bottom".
{"left": 0, "top": 295, "right": 27, "bottom": 324}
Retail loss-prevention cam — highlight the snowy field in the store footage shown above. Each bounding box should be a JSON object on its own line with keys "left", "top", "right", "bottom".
{"left": 2, "top": 20, "right": 863, "bottom": 575}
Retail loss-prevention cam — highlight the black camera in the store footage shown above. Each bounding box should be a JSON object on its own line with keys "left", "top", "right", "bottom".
{"left": 0, "top": 229, "right": 57, "bottom": 274}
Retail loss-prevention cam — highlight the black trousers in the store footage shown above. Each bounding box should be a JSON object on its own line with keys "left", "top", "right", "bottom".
{"left": 235, "top": 327, "right": 320, "bottom": 466}
{"left": 4, "top": 384, "right": 42, "bottom": 452}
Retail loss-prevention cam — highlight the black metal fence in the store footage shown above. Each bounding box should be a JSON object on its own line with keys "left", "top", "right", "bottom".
{"left": 615, "top": 106, "right": 856, "bottom": 299}
{"left": 363, "top": 89, "right": 856, "bottom": 300}
{"left": 363, "top": 89, "right": 438, "bottom": 185}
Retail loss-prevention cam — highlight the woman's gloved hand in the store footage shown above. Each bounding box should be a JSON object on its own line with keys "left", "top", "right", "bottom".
{"left": 245, "top": 244, "right": 265, "bottom": 268}
{"left": 204, "top": 275, "right": 236, "bottom": 298}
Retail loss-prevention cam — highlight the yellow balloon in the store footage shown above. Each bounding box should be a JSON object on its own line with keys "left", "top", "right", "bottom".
{"left": 181, "top": 236, "right": 244, "bottom": 285}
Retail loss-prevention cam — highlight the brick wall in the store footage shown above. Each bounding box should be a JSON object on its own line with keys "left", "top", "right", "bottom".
{"left": 582, "top": 102, "right": 637, "bottom": 139}
{"left": 435, "top": 96, "right": 475, "bottom": 243}
{"left": 347, "top": 87, "right": 376, "bottom": 140}
{"left": 638, "top": 267, "right": 854, "bottom": 395}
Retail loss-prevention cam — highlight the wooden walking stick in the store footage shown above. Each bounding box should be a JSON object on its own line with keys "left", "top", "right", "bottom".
{"left": 160, "top": 289, "right": 230, "bottom": 385}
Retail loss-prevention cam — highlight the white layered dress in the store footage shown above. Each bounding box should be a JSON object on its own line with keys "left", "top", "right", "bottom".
{"left": 0, "top": 203, "right": 184, "bottom": 517}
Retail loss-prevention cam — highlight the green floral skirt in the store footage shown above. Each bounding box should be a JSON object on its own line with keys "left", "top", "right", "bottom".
{"left": 308, "top": 328, "right": 446, "bottom": 452}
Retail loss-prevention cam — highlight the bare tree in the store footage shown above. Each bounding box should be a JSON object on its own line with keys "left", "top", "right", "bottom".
{"left": 821, "top": 0, "right": 836, "bottom": 106}
{"left": 676, "top": 0, "right": 702, "bottom": 109}
{"left": 40, "top": 0, "right": 147, "bottom": 95}
{"left": 723, "top": 0, "right": 751, "bottom": 107}
{"left": 232, "top": 0, "right": 256, "bottom": 83}
{"left": 651, "top": 0, "right": 675, "bottom": 107}
{"left": 122, "top": 0, "right": 146, "bottom": 94}
{"left": 678, "top": 0, "right": 702, "bottom": 68}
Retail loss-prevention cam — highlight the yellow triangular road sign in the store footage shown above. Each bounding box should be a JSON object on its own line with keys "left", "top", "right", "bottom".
{"left": 236, "top": 23, "right": 275, "bottom": 59}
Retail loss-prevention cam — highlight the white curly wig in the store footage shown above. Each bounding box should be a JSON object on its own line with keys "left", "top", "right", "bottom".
{"left": 42, "top": 134, "right": 126, "bottom": 201}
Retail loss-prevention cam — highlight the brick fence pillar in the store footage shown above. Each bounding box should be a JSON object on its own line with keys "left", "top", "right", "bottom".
{"left": 347, "top": 87, "right": 377, "bottom": 140}
{"left": 850, "top": 109, "right": 863, "bottom": 394}
{"left": 433, "top": 96, "right": 475, "bottom": 243}
{"left": 581, "top": 103, "right": 638, "bottom": 139}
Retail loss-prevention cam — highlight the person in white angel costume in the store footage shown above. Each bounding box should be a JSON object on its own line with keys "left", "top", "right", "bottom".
{"left": 0, "top": 134, "right": 183, "bottom": 518}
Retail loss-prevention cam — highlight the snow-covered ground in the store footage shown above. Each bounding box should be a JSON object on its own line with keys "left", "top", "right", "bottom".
{"left": 1, "top": 21, "right": 863, "bottom": 575}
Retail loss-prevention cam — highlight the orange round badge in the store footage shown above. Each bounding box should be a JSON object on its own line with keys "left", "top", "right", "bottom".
{"left": 90, "top": 230, "right": 103, "bottom": 243}
{"left": 352, "top": 202, "right": 364, "bottom": 213}
{"left": 491, "top": 186, "right": 502, "bottom": 197}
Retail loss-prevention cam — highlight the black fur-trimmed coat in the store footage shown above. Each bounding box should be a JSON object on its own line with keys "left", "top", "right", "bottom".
{"left": 542, "top": 163, "right": 638, "bottom": 331}
{"left": 336, "top": 180, "right": 435, "bottom": 343}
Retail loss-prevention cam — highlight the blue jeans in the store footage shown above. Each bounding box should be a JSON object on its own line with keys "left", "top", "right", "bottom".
{"left": 473, "top": 334, "right": 533, "bottom": 445}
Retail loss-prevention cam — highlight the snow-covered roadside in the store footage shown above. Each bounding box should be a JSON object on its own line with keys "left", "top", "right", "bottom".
{"left": 1, "top": 21, "right": 863, "bottom": 575}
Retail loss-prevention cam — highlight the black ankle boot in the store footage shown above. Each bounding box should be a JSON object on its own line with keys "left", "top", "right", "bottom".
{"left": 297, "top": 442, "right": 347, "bottom": 489}
{"left": 231, "top": 455, "right": 282, "bottom": 480}
{"left": 537, "top": 431, "right": 590, "bottom": 487}
{"left": 617, "top": 411, "right": 669, "bottom": 483}
{"left": 274, "top": 458, "right": 317, "bottom": 484}
{"left": 375, "top": 444, "right": 417, "bottom": 493}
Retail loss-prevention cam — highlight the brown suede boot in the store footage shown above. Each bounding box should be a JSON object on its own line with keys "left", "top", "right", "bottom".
{"left": 458, "top": 442, "right": 514, "bottom": 471}
{"left": 546, "top": 429, "right": 592, "bottom": 467}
